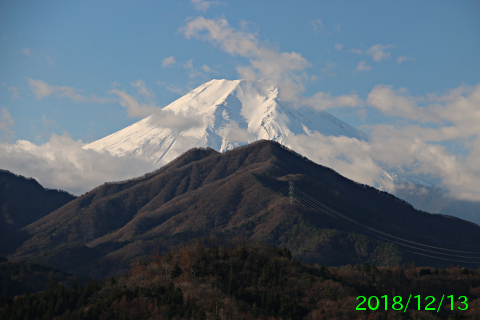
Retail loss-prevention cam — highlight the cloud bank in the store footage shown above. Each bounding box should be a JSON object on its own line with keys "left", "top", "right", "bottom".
{"left": 182, "top": 17, "right": 310, "bottom": 101}
{"left": 182, "top": 17, "right": 361, "bottom": 111}
{"left": 285, "top": 82, "right": 480, "bottom": 201}
{"left": 9, "top": 21, "right": 480, "bottom": 203}
{"left": 365, "top": 83, "right": 480, "bottom": 201}
{"left": 2, "top": 82, "right": 480, "bottom": 201}
{"left": 0, "top": 134, "right": 157, "bottom": 195}
{"left": 180, "top": 16, "right": 480, "bottom": 201}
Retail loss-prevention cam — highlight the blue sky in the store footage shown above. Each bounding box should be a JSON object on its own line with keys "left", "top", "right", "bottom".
{"left": 1, "top": 0, "right": 480, "bottom": 199}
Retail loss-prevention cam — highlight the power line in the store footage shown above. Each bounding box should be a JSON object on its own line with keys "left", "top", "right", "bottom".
{"left": 289, "top": 182, "right": 294, "bottom": 204}
{"left": 293, "top": 186, "right": 480, "bottom": 264}
{"left": 295, "top": 187, "right": 480, "bottom": 255}
{"left": 206, "top": 186, "right": 290, "bottom": 230}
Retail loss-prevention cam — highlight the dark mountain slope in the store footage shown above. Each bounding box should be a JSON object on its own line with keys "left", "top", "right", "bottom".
{"left": 0, "top": 169, "right": 75, "bottom": 240}
{"left": 0, "top": 256, "right": 74, "bottom": 297}
{"left": 5, "top": 141, "right": 480, "bottom": 278}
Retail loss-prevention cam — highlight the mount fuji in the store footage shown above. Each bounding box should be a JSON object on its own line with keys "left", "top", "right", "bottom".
{"left": 82, "top": 79, "right": 478, "bottom": 224}
{"left": 84, "top": 79, "right": 435, "bottom": 195}
{"left": 84, "top": 79, "right": 367, "bottom": 165}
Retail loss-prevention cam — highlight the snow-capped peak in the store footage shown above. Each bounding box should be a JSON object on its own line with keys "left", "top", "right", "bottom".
{"left": 84, "top": 79, "right": 368, "bottom": 166}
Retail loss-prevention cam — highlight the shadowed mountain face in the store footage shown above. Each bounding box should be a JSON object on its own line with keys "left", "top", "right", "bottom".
{"left": 0, "top": 257, "right": 74, "bottom": 298}
{"left": 4, "top": 141, "right": 480, "bottom": 278}
{"left": 0, "top": 170, "right": 76, "bottom": 240}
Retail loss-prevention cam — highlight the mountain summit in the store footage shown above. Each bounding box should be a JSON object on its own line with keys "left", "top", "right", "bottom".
{"left": 84, "top": 79, "right": 367, "bottom": 165}
{"left": 6, "top": 140, "right": 480, "bottom": 278}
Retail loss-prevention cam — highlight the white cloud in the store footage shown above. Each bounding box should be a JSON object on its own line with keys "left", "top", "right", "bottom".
{"left": 147, "top": 110, "right": 203, "bottom": 131}
{"left": 178, "top": 17, "right": 480, "bottom": 201}
{"left": 110, "top": 81, "right": 174, "bottom": 118}
{"left": 0, "top": 134, "right": 157, "bottom": 195}
{"left": 397, "top": 55, "right": 408, "bottom": 64}
{"left": 321, "top": 61, "right": 336, "bottom": 77}
{"left": 284, "top": 117, "right": 480, "bottom": 202}
{"left": 0, "top": 108, "right": 14, "bottom": 132}
{"left": 366, "top": 44, "right": 393, "bottom": 61}
{"left": 282, "top": 82, "right": 480, "bottom": 202}
{"left": 351, "top": 48, "right": 362, "bottom": 55}
{"left": 29, "top": 79, "right": 58, "bottom": 99}
{"left": 311, "top": 19, "right": 323, "bottom": 31}
{"left": 182, "top": 60, "right": 206, "bottom": 78}
{"left": 46, "top": 56, "right": 54, "bottom": 66}
{"left": 111, "top": 81, "right": 203, "bottom": 128}
{"left": 356, "top": 108, "right": 367, "bottom": 120}
{"left": 29, "top": 79, "right": 109, "bottom": 103}
{"left": 164, "top": 84, "right": 186, "bottom": 95}
{"left": 201, "top": 64, "right": 216, "bottom": 73}
{"left": 364, "top": 82, "right": 480, "bottom": 200}
{"left": 334, "top": 43, "right": 343, "bottom": 51}
{"left": 367, "top": 83, "right": 480, "bottom": 131}
{"left": 183, "top": 18, "right": 259, "bottom": 57}
{"left": 161, "top": 56, "right": 176, "bottom": 68}
{"left": 302, "top": 92, "right": 361, "bottom": 111}
{"left": 227, "top": 125, "right": 250, "bottom": 142}
{"left": 191, "top": 0, "right": 222, "bottom": 12}
{"left": 285, "top": 133, "right": 384, "bottom": 189}
{"left": 367, "top": 126, "right": 480, "bottom": 201}
{"left": 131, "top": 79, "right": 155, "bottom": 99}
{"left": 396, "top": 56, "right": 415, "bottom": 64}
{"left": 41, "top": 114, "right": 57, "bottom": 128}
{"left": 182, "top": 17, "right": 310, "bottom": 101}
{"left": 219, "top": 121, "right": 253, "bottom": 143}
{"left": 183, "top": 60, "right": 194, "bottom": 69}
{"left": 12, "top": 79, "right": 480, "bottom": 201}
{"left": 356, "top": 61, "right": 372, "bottom": 71}
{"left": 367, "top": 85, "right": 420, "bottom": 119}
{"left": 110, "top": 89, "right": 159, "bottom": 118}
{"left": 9, "top": 86, "right": 19, "bottom": 99}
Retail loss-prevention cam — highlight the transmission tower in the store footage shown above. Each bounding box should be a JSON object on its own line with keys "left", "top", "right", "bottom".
{"left": 289, "top": 182, "right": 294, "bottom": 204}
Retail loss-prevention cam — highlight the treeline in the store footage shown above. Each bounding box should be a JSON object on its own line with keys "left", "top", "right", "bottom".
{"left": 1, "top": 238, "right": 480, "bottom": 319}
{"left": 0, "top": 258, "right": 74, "bottom": 298}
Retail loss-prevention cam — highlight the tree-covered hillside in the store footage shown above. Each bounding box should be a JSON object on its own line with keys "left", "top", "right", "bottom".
{"left": 2, "top": 239, "right": 479, "bottom": 320}
{"left": 0, "top": 257, "right": 74, "bottom": 298}
{"left": 0, "top": 169, "right": 75, "bottom": 241}
{"left": 6, "top": 141, "right": 480, "bottom": 279}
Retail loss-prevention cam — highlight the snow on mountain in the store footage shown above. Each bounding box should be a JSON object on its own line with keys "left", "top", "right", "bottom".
{"left": 83, "top": 78, "right": 441, "bottom": 199}
{"left": 84, "top": 79, "right": 368, "bottom": 166}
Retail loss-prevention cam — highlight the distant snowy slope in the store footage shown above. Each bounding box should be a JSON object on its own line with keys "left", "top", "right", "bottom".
{"left": 84, "top": 79, "right": 368, "bottom": 166}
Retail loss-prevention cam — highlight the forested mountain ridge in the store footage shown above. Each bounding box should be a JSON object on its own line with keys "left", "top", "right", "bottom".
{"left": 1, "top": 240, "right": 479, "bottom": 319}
{"left": 0, "top": 256, "right": 74, "bottom": 298}
{"left": 0, "top": 169, "right": 75, "bottom": 240}
{"left": 3, "top": 140, "right": 480, "bottom": 279}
